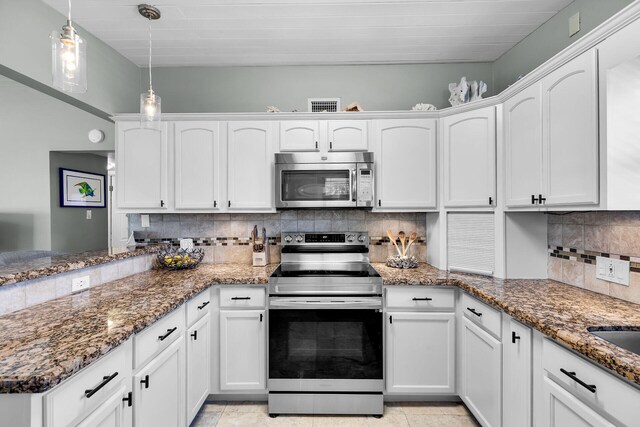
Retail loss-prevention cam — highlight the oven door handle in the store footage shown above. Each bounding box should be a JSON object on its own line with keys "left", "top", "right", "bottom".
{"left": 351, "top": 169, "right": 357, "bottom": 202}
{"left": 269, "top": 298, "right": 382, "bottom": 310}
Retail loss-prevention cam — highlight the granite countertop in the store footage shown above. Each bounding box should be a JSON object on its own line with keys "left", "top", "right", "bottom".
{"left": 1, "top": 262, "right": 639, "bottom": 394}
{"left": 0, "top": 263, "right": 276, "bottom": 393}
{"left": 373, "top": 263, "right": 640, "bottom": 387}
{"left": 0, "top": 244, "right": 167, "bottom": 287}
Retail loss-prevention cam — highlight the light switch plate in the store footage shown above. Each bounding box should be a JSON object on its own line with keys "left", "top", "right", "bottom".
{"left": 596, "top": 256, "right": 629, "bottom": 286}
{"left": 569, "top": 12, "right": 581, "bottom": 37}
{"left": 86, "top": 210, "right": 92, "bottom": 220}
{"left": 72, "top": 275, "right": 91, "bottom": 292}
{"left": 141, "top": 214, "right": 150, "bottom": 228}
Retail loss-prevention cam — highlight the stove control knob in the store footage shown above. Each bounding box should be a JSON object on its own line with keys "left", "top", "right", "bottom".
{"left": 295, "top": 235, "right": 304, "bottom": 243}
{"left": 284, "top": 235, "right": 293, "bottom": 243}
{"left": 346, "top": 234, "right": 355, "bottom": 242}
{"left": 358, "top": 235, "right": 366, "bottom": 243}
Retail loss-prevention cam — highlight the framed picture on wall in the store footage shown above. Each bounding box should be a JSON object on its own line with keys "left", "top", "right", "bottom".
{"left": 59, "top": 168, "right": 106, "bottom": 208}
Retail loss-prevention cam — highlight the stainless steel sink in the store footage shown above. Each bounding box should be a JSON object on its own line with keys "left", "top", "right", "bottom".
{"left": 589, "top": 329, "right": 640, "bottom": 356}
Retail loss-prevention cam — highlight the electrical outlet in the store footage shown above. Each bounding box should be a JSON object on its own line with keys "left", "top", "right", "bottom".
{"left": 596, "top": 256, "right": 629, "bottom": 286}
{"left": 72, "top": 275, "right": 91, "bottom": 292}
{"left": 569, "top": 12, "right": 581, "bottom": 37}
{"left": 141, "top": 214, "right": 150, "bottom": 228}
{"left": 86, "top": 210, "right": 92, "bottom": 220}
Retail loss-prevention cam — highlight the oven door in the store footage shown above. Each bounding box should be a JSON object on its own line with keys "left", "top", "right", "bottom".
{"left": 268, "top": 297, "right": 383, "bottom": 392}
{"left": 275, "top": 163, "right": 358, "bottom": 208}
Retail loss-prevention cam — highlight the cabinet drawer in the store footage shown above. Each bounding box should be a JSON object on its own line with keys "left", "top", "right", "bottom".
{"left": 44, "top": 340, "right": 131, "bottom": 427}
{"left": 461, "top": 292, "right": 501, "bottom": 339}
{"left": 385, "top": 287, "right": 455, "bottom": 310}
{"left": 219, "top": 287, "right": 265, "bottom": 308}
{"left": 542, "top": 339, "right": 640, "bottom": 427}
{"left": 186, "top": 290, "right": 211, "bottom": 327}
{"left": 134, "top": 305, "right": 185, "bottom": 369}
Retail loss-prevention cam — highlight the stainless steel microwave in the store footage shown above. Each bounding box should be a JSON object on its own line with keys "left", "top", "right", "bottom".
{"left": 275, "top": 152, "right": 375, "bottom": 209}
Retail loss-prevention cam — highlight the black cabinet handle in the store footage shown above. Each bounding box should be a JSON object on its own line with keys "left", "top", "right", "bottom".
{"left": 466, "top": 307, "right": 482, "bottom": 317}
{"left": 512, "top": 331, "right": 521, "bottom": 343}
{"left": 315, "top": 141, "right": 318, "bottom": 149}
{"left": 158, "top": 327, "right": 177, "bottom": 341}
{"left": 214, "top": 200, "right": 217, "bottom": 208}
{"left": 531, "top": 194, "right": 538, "bottom": 205}
{"left": 191, "top": 330, "right": 198, "bottom": 340}
{"left": 489, "top": 197, "right": 493, "bottom": 205}
{"left": 140, "top": 375, "right": 150, "bottom": 389}
{"left": 123, "top": 391, "right": 132, "bottom": 407}
{"left": 85, "top": 372, "right": 119, "bottom": 398}
{"left": 160, "top": 200, "right": 165, "bottom": 207}
{"left": 389, "top": 315, "right": 393, "bottom": 324}
{"left": 330, "top": 141, "right": 333, "bottom": 149}
{"left": 412, "top": 297, "right": 433, "bottom": 301}
{"left": 378, "top": 200, "right": 381, "bottom": 207}
{"left": 260, "top": 313, "right": 263, "bottom": 322}
{"left": 231, "top": 296, "right": 251, "bottom": 300}
{"left": 560, "top": 368, "right": 596, "bottom": 393}
{"left": 197, "top": 301, "right": 210, "bottom": 310}
{"left": 539, "top": 194, "right": 546, "bottom": 204}
{"left": 228, "top": 201, "right": 231, "bottom": 208}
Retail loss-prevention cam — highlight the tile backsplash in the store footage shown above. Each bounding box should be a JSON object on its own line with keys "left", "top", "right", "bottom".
{"left": 547, "top": 211, "right": 640, "bottom": 304}
{"left": 129, "top": 210, "right": 427, "bottom": 264}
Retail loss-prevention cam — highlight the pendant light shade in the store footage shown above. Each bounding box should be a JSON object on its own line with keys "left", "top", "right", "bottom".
{"left": 138, "top": 4, "right": 162, "bottom": 126}
{"left": 51, "top": 0, "right": 87, "bottom": 93}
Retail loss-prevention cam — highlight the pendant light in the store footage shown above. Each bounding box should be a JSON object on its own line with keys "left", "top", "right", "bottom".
{"left": 51, "top": 0, "right": 87, "bottom": 93}
{"left": 138, "top": 4, "right": 162, "bottom": 126}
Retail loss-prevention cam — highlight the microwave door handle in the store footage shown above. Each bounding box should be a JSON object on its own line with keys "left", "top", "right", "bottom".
{"left": 351, "top": 169, "right": 357, "bottom": 202}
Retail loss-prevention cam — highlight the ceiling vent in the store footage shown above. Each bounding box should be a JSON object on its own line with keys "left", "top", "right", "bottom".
{"left": 308, "top": 98, "right": 341, "bottom": 113}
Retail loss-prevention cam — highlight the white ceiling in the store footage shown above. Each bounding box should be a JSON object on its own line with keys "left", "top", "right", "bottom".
{"left": 42, "top": 0, "right": 574, "bottom": 67}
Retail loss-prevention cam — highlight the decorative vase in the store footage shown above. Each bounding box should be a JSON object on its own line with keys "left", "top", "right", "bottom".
{"left": 386, "top": 255, "right": 418, "bottom": 269}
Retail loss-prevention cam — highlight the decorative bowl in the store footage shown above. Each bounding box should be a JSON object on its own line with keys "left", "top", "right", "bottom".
{"left": 157, "top": 247, "right": 204, "bottom": 270}
{"left": 386, "top": 255, "right": 418, "bottom": 269}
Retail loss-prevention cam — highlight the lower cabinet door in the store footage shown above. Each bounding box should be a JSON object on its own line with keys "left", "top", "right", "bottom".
{"left": 541, "top": 377, "right": 615, "bottom": 427}
{"left": 461, "top": 317, "right": 502, "bottom": 427}
{"left": 503, "top": 317, "right": 532, "bottom": 427}
{"left": 386, "top": 312, "right": 455, "bottom": 394}
{"left": 134, "top": 336, "right": 185, "bottom": 427}
{"left": 186, "top": 313, "right": 211, "bottom": 425}
{"left": 76, "top": 385, "right": 131, "bottom": 427}
{"left": 219, "top": 309, "right": 266, "bottom": 391}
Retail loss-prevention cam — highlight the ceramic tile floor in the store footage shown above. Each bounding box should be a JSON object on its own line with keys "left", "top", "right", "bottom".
{"left": 190, "top": 401, "right": 480, "bottom": 427}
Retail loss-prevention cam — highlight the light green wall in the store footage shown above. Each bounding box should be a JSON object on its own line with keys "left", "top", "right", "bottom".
{"left": 492, "top": 0, "right": 633, "bottom": 93}
{"left": 49, "top": 152, "right": 108, "bottom": 253}
{"left": 141, "top": 63, "right": 494, "bottom": 113}
{"left": 0, "top": 0, "right": 140, "bottom": 116}
{"left": 0, "top": 77, "right": 114, "bottom": 252}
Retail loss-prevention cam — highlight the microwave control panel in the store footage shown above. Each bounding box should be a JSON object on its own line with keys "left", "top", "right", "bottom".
{"left": 357, "top": 169, "right": 373, "bottom": 204}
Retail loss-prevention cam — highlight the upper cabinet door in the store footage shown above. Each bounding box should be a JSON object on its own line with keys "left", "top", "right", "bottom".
{"left": 504, "top": 83, "right": 544, "bottom": 207}
{"left": 443, "top": 107, "right": 496, "bottom": 208}
{"left": 327, "top": 120, "right": 368, "bottom": 151}
{"left": 279, "top": 121, "right": 320, "bottom": 151}
{"left": 375, "top": 119, "right": 437, "bottom": 210}
{"left": 116, "top": 122, "right": 168, "bottom": 209}
{"left": 174, "top": 122, "right": 221, "bottom": 210}
{"left": 542, "top": 49, "right": 599, "bottom": 206}
{"left": 227, "top": 121, "right": 274, "bottom": 210}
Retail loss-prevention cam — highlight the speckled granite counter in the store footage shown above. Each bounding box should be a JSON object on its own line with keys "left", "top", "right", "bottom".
{"left": 373, "top": 263, "right": 640, "bottom": 387}
{"left": 0, "top": 263, "right": 276, "bottom": 393}
{"left": 0, "top": 244, "right": 167, "bottom": 287}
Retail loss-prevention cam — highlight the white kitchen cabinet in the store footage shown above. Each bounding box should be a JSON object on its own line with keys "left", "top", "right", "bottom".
{"left": 327, "top": 120, "right": 368, "bottom": 151}
{"left": 386, "top": 312, "right": 455, "bottom": 394}
{"left": 540, "top": 377, "right": 614, "bottom": 427}
{"left": 219, "top": 309, "right": 266, "bottom": 391}
{"left": 76, "top": 385, "right": 131, "bottom": 427}
{"left": 279, "top": 121, "right": 320, "bottom": 151}
{"left": 504, "top": 84, "right": 544, "bottom": 208}
{"left": 134, "top": 337, "right": 185, "bottom": 427}
{"left": 461, "top": 316, "right": 502, "bottom": 427}
{"left": 442, "top": 107, "right": 496, "bottom": 208}
{"left": 116, "top": 122, "right": 168, "bottom": 209}
{"left": 542, "top": 49, "right": 599, "bottom": 206}
{"left": 186, "top": 313, "right": 211, "bottom": 425}
{"left": 374, "top": 119, "right": 437, "bottom": 209}
{"left": 174, "top": 121, "right": 221, "bottom": 210}
{"left": 227, "top": 121, "right": 274, "bottom": 210}
{"left": 502, "top": 316, "right": 532, "bottom": 427}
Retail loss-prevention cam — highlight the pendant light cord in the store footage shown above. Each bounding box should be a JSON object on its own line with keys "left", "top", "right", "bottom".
{"left": 68, "top": 0, "right": 72, "bottom": 22}
{"left": 148, "top": 17, "right": 153, "bottom": 92}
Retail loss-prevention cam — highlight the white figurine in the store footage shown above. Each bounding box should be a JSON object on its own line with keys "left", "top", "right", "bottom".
{"left": 266, "top": 105, "right": 280, "bottom": 113}
{"left": 412, "top": 103, "right": 437, "bottom": 111}
{"left": 448, "top": 77, "right": 469, "bottom": 106}
{"left": 469, "top": 81, "right": 487, "bottom": 102}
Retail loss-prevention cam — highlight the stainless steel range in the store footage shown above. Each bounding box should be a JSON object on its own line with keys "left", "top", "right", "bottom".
{"left": 268, "top": 232, "right": 384, "bottom": 417}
